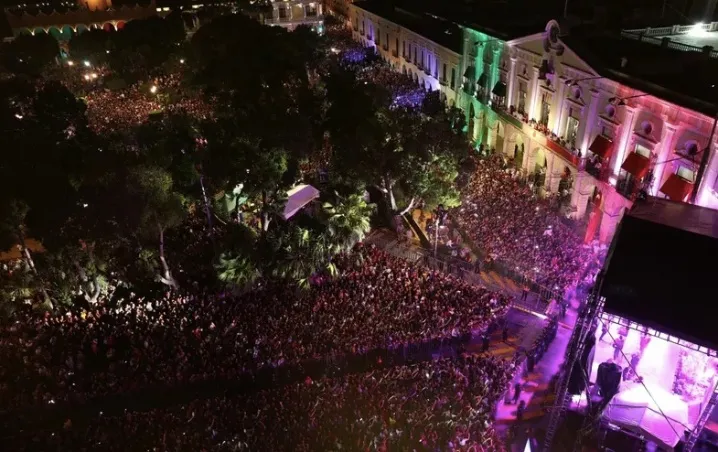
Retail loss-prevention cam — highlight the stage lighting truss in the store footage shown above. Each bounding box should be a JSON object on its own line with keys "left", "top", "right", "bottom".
{"left": 597, "top": 311, "right": 717, "bottom": 357}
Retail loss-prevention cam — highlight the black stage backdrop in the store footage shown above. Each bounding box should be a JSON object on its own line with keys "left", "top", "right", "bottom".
{"left": 600, "top": 210, "right": 718, "bottom": 351}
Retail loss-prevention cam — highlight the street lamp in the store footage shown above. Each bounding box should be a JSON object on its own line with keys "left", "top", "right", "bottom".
{"left": 608, "top": 93, "right": 650, "bottom": 106}
{"left": 476, "top": 38, "right": 502, "bottom": 47}
{"left": 433, "top": 204, "right": 448, "bottom": 258}
{"left": 150, "top": 85, "right": 158, "bottom": 94}
{"left": 564, "top": 76, "right": 603, "bottom": 86}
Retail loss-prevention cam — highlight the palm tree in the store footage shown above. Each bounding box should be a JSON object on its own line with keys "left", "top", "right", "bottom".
{"left": 266, "top": 226, "right": 335, "bottom": 288}
{"left": 323, "top": 193, "right": 375, "bottom": 253}
{"left": 215, "top": 252, "right": 259, "bottom": 290}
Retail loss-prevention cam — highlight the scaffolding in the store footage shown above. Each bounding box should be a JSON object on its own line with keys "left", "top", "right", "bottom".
{"left": 543, "top": 276, "right": 718, "bottom": 452}
{"left": 542, "top": 282, "right": 603, "bottom": 451}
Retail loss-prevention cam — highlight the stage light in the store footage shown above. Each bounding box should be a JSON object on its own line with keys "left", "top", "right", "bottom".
{"left": 690, "top": 22, "right": 707, "bottom": 36}
{"left": 83, "top": 60, "right": 91, "bottom": 67}
{"left": 67, "top": 60, "right": 74, "bottom": 66}
{"left": 180, "top": 59, "right": 185, "bottom": 64}
{"left": 150, "top": 85, "right": 158, "bottom": 94}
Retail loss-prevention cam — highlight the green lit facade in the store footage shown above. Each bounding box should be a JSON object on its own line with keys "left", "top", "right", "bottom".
{"left": 458, "top": 27, "right": 504, "bottom": 149}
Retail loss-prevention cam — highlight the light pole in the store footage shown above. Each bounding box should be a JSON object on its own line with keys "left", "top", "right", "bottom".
{"left": 433, "top": 204, "right": 446, "bottom": 258}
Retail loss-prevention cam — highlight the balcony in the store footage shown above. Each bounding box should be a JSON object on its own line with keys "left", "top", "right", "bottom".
{"left": 439, "top": 77, "right": 448, "bottom": 86}
{"left": 402, "top": 53, "right": 409, "bottom": 61}
{"left": 383, "top": 44, "right": 389, "bottom": 52}
{"left": 616, "top": 176, "right": 641, "bottom": 200}
{"left": 492, "top": 105, "right": 524, "bottom": 130}
{"left": 392, "top": 50, "right": 399, "bottom": 58}
{"left": 584, "top": 158, "right": 611, "bottom": 182}
{"left": 423, "top": 67, "right": 431, "bottom": 76}
{"left": 545, "top": 137, "right": 581, "bottom": 166}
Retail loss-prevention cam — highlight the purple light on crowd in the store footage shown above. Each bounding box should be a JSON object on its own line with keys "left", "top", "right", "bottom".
{"left": 342, "top": 49, "right": 366, "bottom": 64}
{"left": 392, "top": 89, "right": 425, "bottom": 108}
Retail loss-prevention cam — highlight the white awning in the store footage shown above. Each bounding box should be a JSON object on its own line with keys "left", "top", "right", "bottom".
{"left": 283, "top": 184, "right": 320, "bottom": 220}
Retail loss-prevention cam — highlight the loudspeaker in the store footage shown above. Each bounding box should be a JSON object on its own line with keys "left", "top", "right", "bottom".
{"left": 597, "top": 361, "right": 622, "bottom": 399}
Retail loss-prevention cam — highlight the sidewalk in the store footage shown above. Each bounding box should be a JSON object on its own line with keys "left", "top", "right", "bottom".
{"left": 495, "top": 299, "right": 579, "bottom": 451}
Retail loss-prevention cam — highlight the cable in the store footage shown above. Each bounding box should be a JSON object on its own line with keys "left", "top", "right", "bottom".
{"left": 597, "top": 316, "right": 682, "bottom": 443}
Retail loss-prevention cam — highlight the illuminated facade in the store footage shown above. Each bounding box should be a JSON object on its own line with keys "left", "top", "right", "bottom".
{"left": 348, "top": 2, "right": 718, "bottom": 243}
{"left": 350, "top": 6, "right": 462, "bottom": 112}
{"left": 266, "top": 0, "right": 323, "bottom": 32}
{"left": 4, "top": 2, "right": 160, "bottom": 39}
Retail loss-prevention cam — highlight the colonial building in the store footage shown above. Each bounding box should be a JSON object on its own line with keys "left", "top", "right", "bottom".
{"left": 348, "top": 0, "right": 718, "bottom": 243}
{"left": 265, "top": 0, "right": 323, "bottom": 32}
{"left": 350, "top": 5, "right": 462, "bottom": 107}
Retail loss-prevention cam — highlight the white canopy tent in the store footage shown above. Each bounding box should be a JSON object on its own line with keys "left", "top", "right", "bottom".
{"left": 282, "top": 184, "right": 320, "bottom": 220}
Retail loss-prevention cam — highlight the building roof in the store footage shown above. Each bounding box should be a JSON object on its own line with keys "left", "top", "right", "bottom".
{"left": 600, "top": 198, "right": 718, "bottom": 350}
{"left": 352, "top": 0, "right": 463, "bottom": 53}
{"left": 395, "top": 0, "right": 569, "bottom": 41}
{"left": 561, "top": 31, "right": 718, "bottom": 117}
{"left": 283, "top": 184, "right": 319, "bottom": 220}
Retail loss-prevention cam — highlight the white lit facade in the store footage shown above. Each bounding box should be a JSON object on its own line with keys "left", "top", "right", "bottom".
{"left": 266, "top": 0, "right": 323, "bottom": 31}
{"left": 348, "top": 3, "right": 718, "bottom": 243}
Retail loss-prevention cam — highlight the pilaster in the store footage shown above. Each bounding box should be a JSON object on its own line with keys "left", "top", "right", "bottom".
{"left": 611, "top": 105, "right": 638, "bottom": 181}
{"left": 507, "top": 57, "right": 517, "bottom": 108}
{"left": 650, "top": 122, "right": 679, "bottom": 195}
{"left": 552, "top": 78, "right": 568, "bottom": 136}
{"left": 579, "top": 90, "right": 601, "bottom": 157}
{"left": 529, "top": 66, "right": 540, "bottom": 121}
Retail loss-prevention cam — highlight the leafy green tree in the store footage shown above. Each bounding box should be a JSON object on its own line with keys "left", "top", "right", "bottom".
{"left": 125, "top": 166, "right": 187, "bottom": 288}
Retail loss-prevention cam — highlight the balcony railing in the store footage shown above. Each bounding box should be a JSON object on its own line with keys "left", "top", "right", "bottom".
{"left": 439, "top": 77, "right": 448, "bottom": 86}
{"left": 545, "top": 137, "right": 581, "bottom": 166}
{"left": 616, "top": 176, "right": 641, "bottom": 200}
{"left": 423, "top": 67, "right": 431, "bottom": 76}
{"left": 584, "top": 159, "right": 611, "bottom": 182}
{"left": 492, "top": 105, "right": 524, "bottom": 130}
{"left": 383, "top": 44, "right": 389, "bottom": 51}
{"left": 392, "top": 50, "right": 399, "bottom": 58}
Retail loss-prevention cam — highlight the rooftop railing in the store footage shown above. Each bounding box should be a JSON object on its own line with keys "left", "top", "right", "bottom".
{"left": 621, "top": 23, "right": 718, "bottom": 59}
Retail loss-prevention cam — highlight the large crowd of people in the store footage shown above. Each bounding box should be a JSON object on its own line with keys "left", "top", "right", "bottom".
{"left": 21, "top": 356, "right": 512, "bottom": 452}
{"left": 452, "top": 155, "right": 603, "bottom": 291}
{"left": 0, "top": 244, "right": 509, "bottom": 410}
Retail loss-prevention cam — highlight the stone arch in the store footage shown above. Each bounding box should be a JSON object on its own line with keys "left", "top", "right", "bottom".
{"left": 33, "top": 27, "right": 47, "bottom": 36}
{"left": 49, "top": 26, "right": 63, "bottom": 40}
{"left": 18, "top": 28, "right": 32, "bottom": 36}
{"left": 449, "top": 98, "right": 455, "bottom": 108}
{"left": 102, "top": 22, "right": 115, "bottom": 32}
{"left": 76, "top": 24, "right": 90, "bottom": 34}
{"left": 116, "top": 20, "right": 126, "bottom": 30}
{"left": 61, "top": 25, "right": 75, "bottom": 39}
{"left": 495, "top": 120, "right": 505, "bottom": 154}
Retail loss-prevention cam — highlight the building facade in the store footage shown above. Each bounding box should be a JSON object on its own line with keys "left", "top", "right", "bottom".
{"left": 265, "top": 0, "right": 323, "bottom": 32}
{"left": 348, "top": 2, "right": 718, "bottom": 243}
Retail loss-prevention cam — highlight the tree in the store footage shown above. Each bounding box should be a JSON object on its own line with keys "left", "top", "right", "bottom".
{"left": 69, "top": 29, "right": 112, "bottom": 64}
{"left": 0, "top": 33, "right": 58, "bottom": 75}
{"left": 264, "top": 224, "right": 334, "bottom": 287}
{"left": 125, "top": 166, "right": 187, "bottom": 288}
{"left": 323, "top": 193, "right": 375, "bottom": 252}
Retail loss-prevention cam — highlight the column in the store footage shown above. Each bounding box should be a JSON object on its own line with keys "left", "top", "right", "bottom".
{"left": 491, "top": 48, "right": 500, "bottom": 97}
{"left": 507, "top": 57, "right": 517, "bottom": 109}
{"left": 650, "top": 122, "right": 678, "bottom": 195}
{"left": 579, "top": 90, "right": 600, "bottom": 157}
{"left": 552, "top": 78, "right": 567, "bottom": 136}
{"left": 317, "top": 3, "right": 322, "bottom": 16}
{"left": 303, "top": 5, "right": 307, "bottom": 18}
{"left": 696, "top": 136, "right": 718, "bottom": 206}
{"left": 611, "top": 105, "right": 638, "bottom": 181}
{"left": 529, "top": 66, "right": 540, "bottom": 121}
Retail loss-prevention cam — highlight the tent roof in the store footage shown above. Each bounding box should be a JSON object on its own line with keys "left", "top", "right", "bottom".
{"left": 282, "top": 184, "right": 320, "bottom": 220}
{"left": 600, "top": 198, "right": 718, "bottom": 350}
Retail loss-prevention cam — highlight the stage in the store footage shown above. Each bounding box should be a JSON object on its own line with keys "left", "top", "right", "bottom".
{"left": 568, "top": 314, "right": 718, "bottom": 450}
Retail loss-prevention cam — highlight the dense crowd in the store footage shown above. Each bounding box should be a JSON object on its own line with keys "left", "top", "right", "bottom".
{"left": 453, "top": 155, "right": 602, "bottom": 290}
{"left": 0, "top": 244, "right": 509, "bottom": 409}
{"left": 83, "top": 72, "right": 212, "bottom": 133}
{"left": 24, "top": 356, "right": 512, "bottom": 452}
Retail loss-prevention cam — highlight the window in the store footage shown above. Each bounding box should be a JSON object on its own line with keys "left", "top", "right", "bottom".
{"left": 433, "top": 57, "right": 438, "bottom": 78}
{"left": 386, "top": 33, "right": 389, "bottom": 46}
{"left": 677, "top": 166, "right": 696, "bottom": 182}
{"left": 442, "top": 63, "right": 447, "bottom": 82}
{"left": 601, "top": 125, "right": 613, "bottom": 139}
{"left": 540, "top": 92, "right": 551, "bottom": 126}
{"left": 420, "top": 50, "right": 424, "bottom": 67}
{"left": 635, "top": 143, "right": 651, "bottom": 158}
{"left": 565, "top": 109, "right": 580, "bottom": 147}
{"left": 517, "top": 82, "right": 527, "bottom": 114}
{"left": 376, "top": 29, "right": 380, "bottom": 46}
{"left": 450, "top": 67, "right": 456, "bottom": 89}
{"left": 413, "top": 46, "right": 417, "bottom": 63}
{"left": 402, "top": 40, "right": 406, "bottom": 57}
{"left": 395, "top": 37, "right": 399, "bottom": 54}
{"left": 279, "top": 6, "right": 288, "bottom": 19}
